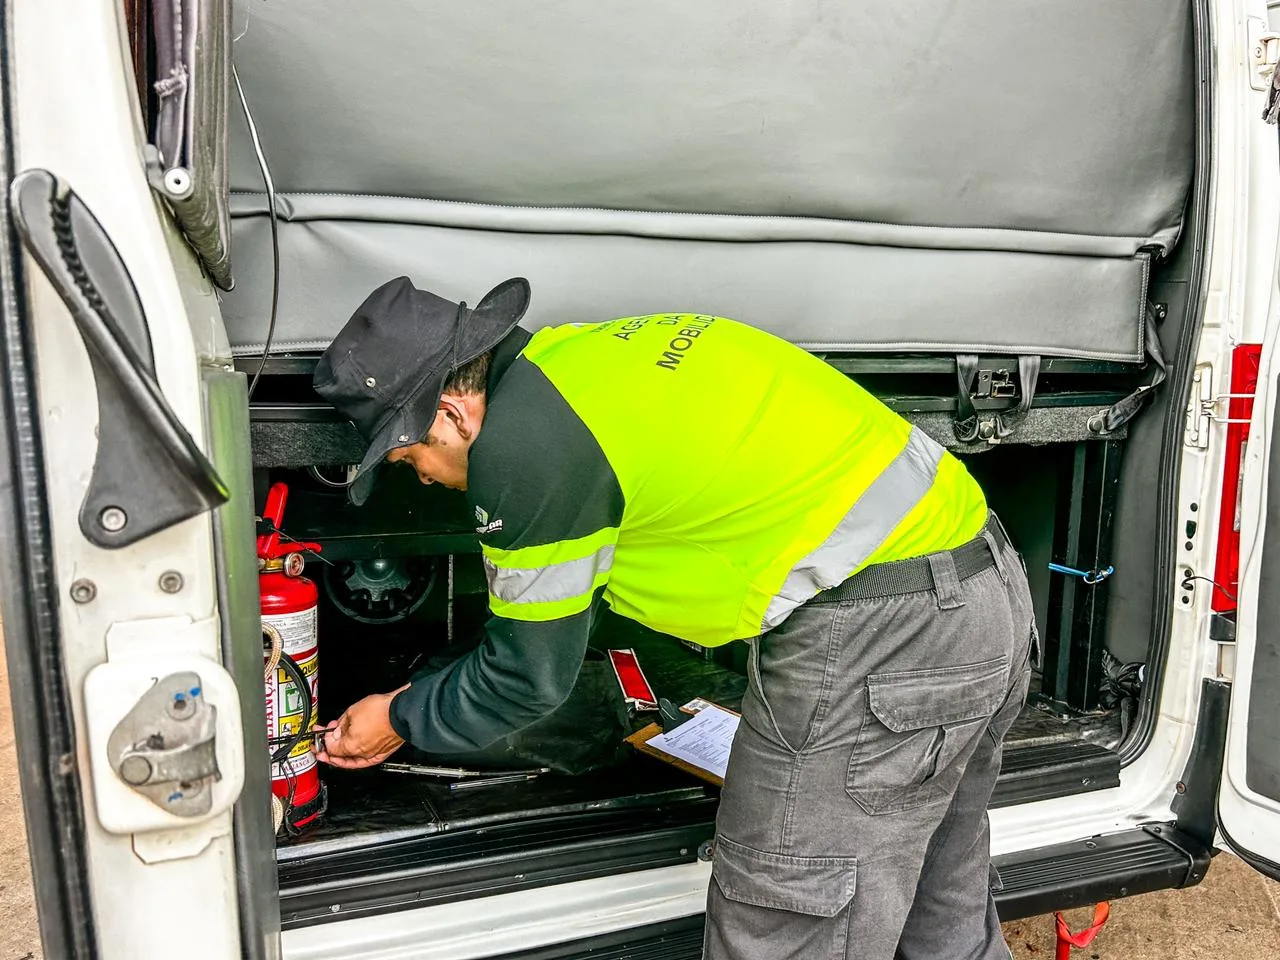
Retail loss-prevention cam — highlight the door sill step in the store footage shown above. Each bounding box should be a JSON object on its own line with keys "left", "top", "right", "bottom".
{"left": 991, "top": 739, "right": 1120, "bottom": 808}
{"left": 478, "top": 825, "right": 1212, "bottom": 959}
{"left": 279, "top": 742, "right": 1124, "bottom": 928}
{"left": 992, "top": 823, "right": 1211, "bottom": 920}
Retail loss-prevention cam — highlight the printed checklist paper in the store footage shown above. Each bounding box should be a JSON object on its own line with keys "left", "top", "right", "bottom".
{"left": 646, "top": 705, "right": 741, "bottom": 780}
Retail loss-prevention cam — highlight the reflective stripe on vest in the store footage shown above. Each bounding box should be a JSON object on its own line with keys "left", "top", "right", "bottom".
{"left": 485, "top": 544, "right": 616, "bottom": 606}
{"left": 761, "top": 426, "right": 945, "bottom": 631}
{"left": 482, "top": 528, "right": 618, "bottom": 621}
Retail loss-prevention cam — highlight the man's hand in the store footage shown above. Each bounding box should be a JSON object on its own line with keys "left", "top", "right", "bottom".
{"left": 315, "top": 686, "right": 409, "bottom": 770}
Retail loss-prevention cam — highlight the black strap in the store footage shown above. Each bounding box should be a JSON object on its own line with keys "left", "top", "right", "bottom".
{"left": 953, "top": 354, "right": 982, "bottom": 442}
{"left": 1090, "top": 303, "right": 1168, "bottom": 434}
{"left": 282, "top": 783, "right": 329, "bottom": 837}
{"left": 1011, "top": 355, "right": 1041, "bottom": 421}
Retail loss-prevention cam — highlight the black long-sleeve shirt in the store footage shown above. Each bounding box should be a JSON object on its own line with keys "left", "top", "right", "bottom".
{"left": 387, "top": 329, "right": 622, "bottom": 751}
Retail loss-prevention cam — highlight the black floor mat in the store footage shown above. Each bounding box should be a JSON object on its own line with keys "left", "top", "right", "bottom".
{"left": 281, "top": 611, "right": 1120, "bottom": 853}
{"left": 279, "top": 617, "right": 747, "bottom": 852}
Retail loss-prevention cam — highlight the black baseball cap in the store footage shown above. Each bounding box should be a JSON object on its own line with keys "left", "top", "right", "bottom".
{"left": 313, "top": 276, "right": 531, "bottom": 505}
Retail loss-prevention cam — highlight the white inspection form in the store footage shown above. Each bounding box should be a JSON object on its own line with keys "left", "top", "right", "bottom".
{"left": 647, "top": 705, "right": 741, "bottom": 780}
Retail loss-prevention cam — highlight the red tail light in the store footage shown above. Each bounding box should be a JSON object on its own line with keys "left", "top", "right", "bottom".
{"left": 1211, "top": 343, "right": 1262, "bottom": 612}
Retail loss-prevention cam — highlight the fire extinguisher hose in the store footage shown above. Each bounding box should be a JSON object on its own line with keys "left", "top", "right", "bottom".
{"left": 274, "top": 676, "right": 324, "bottom": 835}
{"left": 263, "top": 622, "right": 319, "bottom": 833}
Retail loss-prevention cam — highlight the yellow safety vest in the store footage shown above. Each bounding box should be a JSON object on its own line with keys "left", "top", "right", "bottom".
{"left": 473, "top": 315, "right": 988, "bottom": 646}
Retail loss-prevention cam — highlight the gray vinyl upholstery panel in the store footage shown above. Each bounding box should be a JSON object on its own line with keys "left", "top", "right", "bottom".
{"left": 228, "top": 0, "right": 1193, "bottom": 243}
{"left": 224, "top": 0, "right": 1193, "bottom": 357}
{"left": 223, "top": 216, "right": 1148, "bottom": 361}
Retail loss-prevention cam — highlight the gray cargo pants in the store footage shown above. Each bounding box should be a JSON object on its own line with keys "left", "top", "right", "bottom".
{"left": 705, "top": 514, "right": 1033, "bottom": 960}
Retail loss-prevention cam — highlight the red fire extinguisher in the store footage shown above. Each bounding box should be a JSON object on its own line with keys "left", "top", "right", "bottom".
{"left": 259, "top": 481, "right": 326, "bottom": 833}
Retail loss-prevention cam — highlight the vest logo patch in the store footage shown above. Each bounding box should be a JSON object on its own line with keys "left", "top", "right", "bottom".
{"left": 475, "top": 505, "right": 503, "bottom": 535}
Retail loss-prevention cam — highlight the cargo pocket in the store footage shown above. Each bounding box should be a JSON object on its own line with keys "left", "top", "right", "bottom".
{"left": 846, "top": 655, "right": 1008, "bottom": 815}
{"left": 709, "top": 836, "right": 858, "bottom": 957}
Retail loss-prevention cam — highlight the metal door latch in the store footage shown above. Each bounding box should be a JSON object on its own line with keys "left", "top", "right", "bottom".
{"left": 1249, "top": 17, "right": 1280, "bottom": 91}
{"left": 107, "top": 670, "right": 220, "bottom": 817}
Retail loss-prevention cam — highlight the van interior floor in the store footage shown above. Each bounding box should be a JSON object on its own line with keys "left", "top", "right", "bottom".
{"left": 277, "top": 615, "right": 1124, "bottom": 857}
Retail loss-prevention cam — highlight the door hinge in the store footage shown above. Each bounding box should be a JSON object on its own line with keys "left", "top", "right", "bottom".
{"left": 1185, "top": 364, "right": 1213, "bottom": 448}
{"left": 1207, "top": 610, "right": 1237, "bottom": 681}
{"left": 1185, "top": 365, "right": 1253, "bottom": 448}
{"left": 1249, "top": 17, "right": 1280, "bottom": 92}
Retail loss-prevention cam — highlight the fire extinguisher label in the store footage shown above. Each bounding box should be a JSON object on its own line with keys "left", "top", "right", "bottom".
{"left": 265, "top": 607, "right": 319, "bottom": 778}
{"left": 267, "top": 607, "right": 317, "bottom": 656}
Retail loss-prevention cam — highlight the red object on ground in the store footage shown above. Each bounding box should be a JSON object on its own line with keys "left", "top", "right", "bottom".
{"left": 259, "top": 482, "right": 325, "bottom": 828}
{"left": 1055, "top": 901, "right": 1110, "bottom": 960}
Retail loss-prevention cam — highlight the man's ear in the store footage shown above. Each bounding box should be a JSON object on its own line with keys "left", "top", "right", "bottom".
{"left": 437, "top": 393, "right": 476, "bottom": 441}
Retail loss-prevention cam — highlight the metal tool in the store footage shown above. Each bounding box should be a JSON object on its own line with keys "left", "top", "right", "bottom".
{"left": 448, "top": 772, "right": 544, "bottom": 792}
{"left": 380, "top": 762, "right": 550, "bottom": 780}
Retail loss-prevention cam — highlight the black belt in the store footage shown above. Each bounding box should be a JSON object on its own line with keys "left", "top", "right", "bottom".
{"left": 813, "top": 517, "right": 1006, "bottom": 604}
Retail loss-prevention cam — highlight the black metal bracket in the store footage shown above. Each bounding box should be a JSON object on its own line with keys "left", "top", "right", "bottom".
{"left": 953, "top": 355, "right": 1041, "bottom": 444}
{"left": 1208, "top": 611, "right": 1237, "bottom": 643}
{"left": 1171, "top": 678, "right": 1231, "bottom": 849}
{"left": 9, "top": 169, "right": 229, "bottom": 548}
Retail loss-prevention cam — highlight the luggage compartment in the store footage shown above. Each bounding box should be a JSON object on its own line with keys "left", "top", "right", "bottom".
{"left": 255, "top": 384, "right": 1143, "bottom": 928}
{"left": 221, "top": 0, "right": 1206, "bottom": 929}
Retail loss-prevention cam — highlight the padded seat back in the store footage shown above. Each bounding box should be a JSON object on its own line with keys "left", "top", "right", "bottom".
{"left": 222, "top": 0, "right": 1194, "bottom": 362}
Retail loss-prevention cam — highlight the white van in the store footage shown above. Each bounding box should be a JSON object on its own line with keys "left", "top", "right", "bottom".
{"left": 3, "top": 1, "right": 1280, "bottom": 957}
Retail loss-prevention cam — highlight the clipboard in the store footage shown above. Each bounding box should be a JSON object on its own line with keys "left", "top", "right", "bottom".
{"left": 624, "top": 700, "right": 741, "bottom": 787}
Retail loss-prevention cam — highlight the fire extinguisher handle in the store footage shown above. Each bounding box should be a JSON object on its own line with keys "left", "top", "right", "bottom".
{"left": 257, "top": 482, "right": 290, "bottom": 559}
{"left": 263, "top": 483, "right": 289, "bottom": 528}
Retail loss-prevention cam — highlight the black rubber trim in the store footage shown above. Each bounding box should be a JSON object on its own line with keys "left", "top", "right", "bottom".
{"left": 1219, "top": 820, "right": 1280, "bottom": 883}
{"left": 0, "top": 7, "right": 98, "bottom": 956}
{"left": 991, "top": 823, "right": 1210, "bottom": 921}
{"left": 204, "top": 369, "right": 281, "bottom": 960}
{"left": 1121, "top": 0, "right": 1214, "bottom": 769}
{"left": 473, "top": 825, "right": 1211, "bottom": 959}
{"left": 990, "top": 740, "right": 1120, "bottom": 809}
{"left": 1245, "top": 380, "right": 1280, "bottom": 802}
{"left": 278, "top": 800, "right": 718, "bottom": 930}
